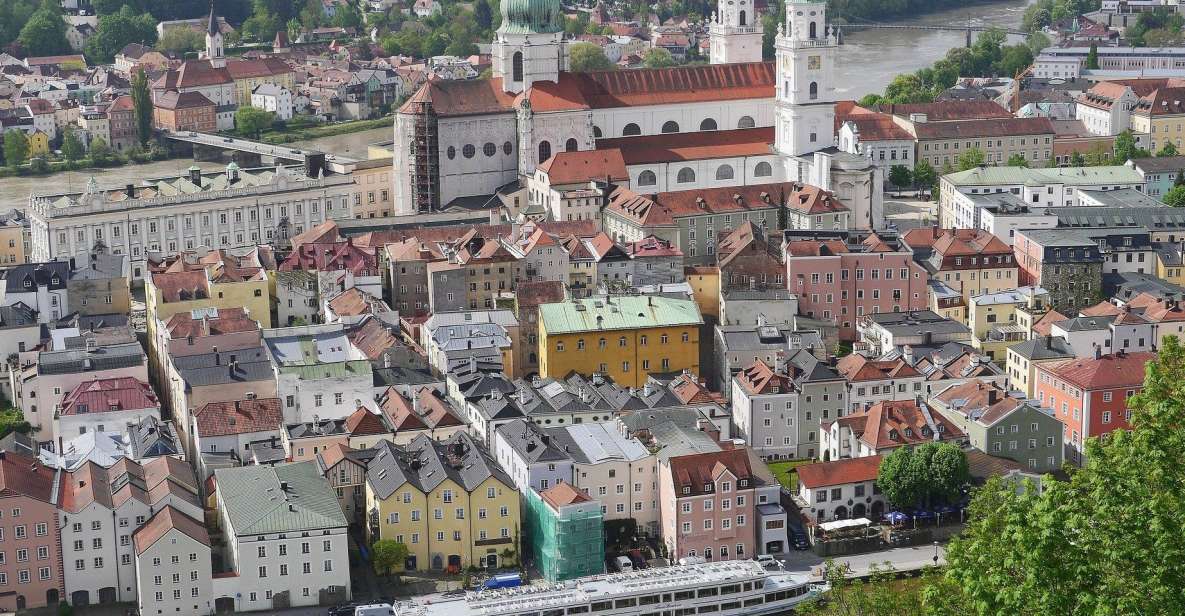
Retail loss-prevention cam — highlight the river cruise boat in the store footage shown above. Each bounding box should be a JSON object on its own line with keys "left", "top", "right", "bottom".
{"left": 393, "top": 560, "right": 827, "bottom": 616}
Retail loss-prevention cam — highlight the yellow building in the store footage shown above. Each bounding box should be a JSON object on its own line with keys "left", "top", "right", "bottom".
{"left": 1155, "top": 246, "right": 1185, "bottom": 287}
{"left": 1131, "top": 90, "right": 1185, "bottom": 154}
{"left": 350, "top": 158, "right": 395, "bottom": 218}
{"left": 364, "top": 433, "right": 521, "bottom": 572}
{"left": 538, "top": 295, "right": 702, "bottom": 388}
{"left": 0, "top": 210, "right": 29, "bottom": 266}
{"left": 968, "top": 286, "right": 1050, "bottom": 363}
{"left": 927, "top": 280, "right": 967, "bottom": 325}
{"left": 685, "top": 265, "right": 720, "bottom": 319}
{"left": 902, "top": 228, "right": 1019, "bottom": 305}
{"left": 1005, "top": 336, "right": 1076, "bottom": 398}
{"left": 145, "top": 258, "right": 272, "bottom": 366}
{"left": 27, "top": 130, "right": 49, "bottom": 157}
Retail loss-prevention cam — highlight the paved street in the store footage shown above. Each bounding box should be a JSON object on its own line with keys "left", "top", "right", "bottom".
{"left": 781, "top": 544, "right": 947, "bottom": 580}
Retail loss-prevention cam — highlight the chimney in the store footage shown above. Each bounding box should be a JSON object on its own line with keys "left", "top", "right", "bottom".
{"left": 189, "top": 166, "right": 202, "bottom": 186}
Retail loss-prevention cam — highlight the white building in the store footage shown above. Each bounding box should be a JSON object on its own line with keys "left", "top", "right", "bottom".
{"left": 1, "top": 260, "right": 70, "bottom": 323}
{"left": 709, "top": 0, "right": 763, "bottom": 65}
{"left": 212, "top": 462, "right": 350, "bottom": 612}
{"left": 262, "top": 324, "right": 376, "bottom": 424}
{"left": 27, "top": 165, "right": 354, "bottom": 282}
{"left": 60, "top": 457, "right": 202, "bottom": 606}
{"left": 133, "top": 506, "right": 213, "bottom": 616}
{"left": 190, "top": 397, "right": 284, "bottom": 480}
{"left": 794, "top": 456, "right": 885, "bottom": 524}
{"left": 251, "top": 84, "right": 293, "bottom": 121}
{"left": 548, "top": 422, "right": 659, "bottom": 533}
{"left": 492, "top": 418, "right": 573, "bottom": 493}
{"left": 55, "top": 377, "right": 161, "bottom": 445}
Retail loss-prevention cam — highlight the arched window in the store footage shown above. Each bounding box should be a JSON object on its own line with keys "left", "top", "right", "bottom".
{"left": 738, "top": 116, "right": 755, "bottom": 129}
{"left": 699, "top": 118, "right": 718, "bottom": 131}
{"left": 810, "top": 82, "right": 818, "bottom": 100}
{"left": 739, "top": 10, "right": 747, "bottom": 26}
{"left": 809, "top": 21, "right": 817, "bottom": 39}
{"left": 538, "top": 140, "right": 551, "bottom": 164}
{"left": 661, "top": 121, "right": 680, "bottom": 134}
{"left": 593, "top": 125, "right": 603, "bottom": 138}
{"left": 447, "top": 146, "right": 456, "bottom": 160}
{"left": 715, "top": 165, "right": 734, "bottom": 180}
{"left": 503, "top": 141, "right": 513, "bottom": 155}
{"left": 676, "top": 167, "right": 696, "bottom": 183}
{"left": 637, "top": 170, "right": 657, "bottom": 186}
{"left": 754, "top": 161, "right": 773, "bottom": 177}
{"left": 565, "top": 138, "right": 578, "bottom": 152}
{"left": 623, "top": 123, "right": 641, "bottom": 136}
{"left": 512, "top": 52, "right": 524, "bottom": 83}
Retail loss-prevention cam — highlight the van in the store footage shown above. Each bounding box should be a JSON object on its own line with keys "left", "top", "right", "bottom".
{"left": 755, "top": 554, "right": 781, "bottom": 569}
{"left": 615, "top": 556, "right": 634, "bottom": 572}
{"left": 354, "top": 604, "right": 395, "bottom": 616}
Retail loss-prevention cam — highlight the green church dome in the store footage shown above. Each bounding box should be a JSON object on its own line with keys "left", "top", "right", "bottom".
{"left": 499, "top": 0, "right": 563, "bottom": 34}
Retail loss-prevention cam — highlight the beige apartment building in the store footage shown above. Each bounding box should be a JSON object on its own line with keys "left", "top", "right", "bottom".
{"left": 351, "top": 158, "right": 395, "bottom": 218}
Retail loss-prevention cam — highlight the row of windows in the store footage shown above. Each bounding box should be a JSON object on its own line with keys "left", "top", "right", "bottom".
{"left": 0, "top": 567, "right": 52, "bottom": 584}
{"left": 0, "top": 521, "right": 49, "bottom": 540}
{"left": 635, "top": 162, "right": 772, "bottom": 188}
{"left": 0, "top": 545, "right": 50, "bottom": 562}
{"left": 555, "top": 332, "right": 689, "bottom": 351}
{"left": 447, "top": 141, "right": 514, "bottom": 160}
{"left": 386, "top": 527, "right": 512, "bottom": 544}
{"left": 614, "top": 116, "right": 756, "bottom": 139}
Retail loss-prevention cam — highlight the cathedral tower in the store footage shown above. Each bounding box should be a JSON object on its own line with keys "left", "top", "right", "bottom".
{"left": 492, "top": 0, "right": 568, "bottom": 94}
{"left": 203, "top": 2, "right": 225, "bottom": 68}
{"left": 709, "top": 0, "right": 763, "bottom": 64}
{"left": 773, "top": 0, "right": 837, "bottom": 157}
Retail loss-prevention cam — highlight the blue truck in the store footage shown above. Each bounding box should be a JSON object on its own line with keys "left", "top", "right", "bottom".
{"left": 483, "top": 573, "right": 523, "bottom": 590}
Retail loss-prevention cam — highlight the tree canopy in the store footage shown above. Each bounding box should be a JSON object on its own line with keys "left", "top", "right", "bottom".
{"left": 235, "top": 106, "right": 274, "bottom": 138}
{"left": 371, "top": 540, "right": 409, "bottom": 576}
{"left": 643, "top": 48, "right": 676, "bottom": 69}
{"left": 934, "top": 336, "right": 1185, "bottom": 615}
{"left": 18, "top": 1, "right": 71, "bottom": 58}
{"left": 3, "top": 130, "right": 29, "bottom": 169}
{"left": 1113, "top": 130, "right": 1151, "bottom": 165}
{"left": 569, "top": 43, "right": 615, "bottom": 72}
{"left": 877, "top": 442, "right": 969, "bottom": 509}
{"left": 1164, "top": 185, "right": 1185, "bottom": 207}
{"left": 85, "top": 5, "right": 158, "bottom": 64}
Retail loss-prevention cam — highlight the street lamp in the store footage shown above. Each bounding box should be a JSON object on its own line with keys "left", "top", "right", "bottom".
{"left": 933, "top": 541, "right": 940, "bottom": 566}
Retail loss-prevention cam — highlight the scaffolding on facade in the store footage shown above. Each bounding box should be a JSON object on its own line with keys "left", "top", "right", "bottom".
{"left": 525, "top": 487, "right": 605, "bottom": 583}
{"left": 406, "top": 95, "right": 440, "bottom": 212}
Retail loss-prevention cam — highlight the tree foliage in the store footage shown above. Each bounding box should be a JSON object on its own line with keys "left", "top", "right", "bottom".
{"left": 0, "top": 0, "right": 41, "bottom": 53}
{"left": 913, "top": 160, "right": 938, "bottom": 193}
{"left": 1006, "top": 154, "right": 1030, "bottom": 168}
{"left": 888, "top": 165, "right": 912, "bottom": 193}
{"left": 235, "top": 106, "right": 274, "bottom": 138}
{"left": 85, "top": 5, "right": 158, "bottom": 63}
{"left": 3, "top": 130, "right": 29, "bottom": 169}
{"left": 956, "top": 148, "right": 987, "bottom": 172}
{"left": 18, "top": 1, "right": 71, "bottom": 58}
{"left": 569, "top": 42, "right": 615, "bottom": 72}
{"left": 1164, "top": 185, "right": 1185, "bottom": 207}
{"left": 799, "top": 562, "right": 932, "bottom": 616}
{"left": 643, "top": 48, "right": 676, "bottom": 69}
{"left": 132, "top": 69, "right": 153, "bottom": 146}
{"left": 1086, "top": 43, "right": 1099, "bottom": 69}
{"left": 371, "top": 539, "right": 409, "bottom": 576}
{"left": 1113, "top": 130, "right": 1151, "bottom": 165}
{"left": 1126, "top": 6, "right": 1185, "bottom": 46}
{"left": 935, "top": 336, "right": 1185, "bottom": 615}
{"left": 61, "top": 129, "right": 84, "bottom": 162}
{"left": 1157, "top": 141, "right": 1179, "bottom": 157}
{"left": 158, "top": 26, "right": 206, "bottom": 55}
{"left": 877, "top": 442, "right": 969, "bottom": 509}
{"left": 0, "top": 407, "right": 30, "bottom": 439}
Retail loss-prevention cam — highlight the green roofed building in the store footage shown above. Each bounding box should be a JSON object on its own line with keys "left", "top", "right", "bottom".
{"left": 525, "top": 483, "right": 604, "bottom": 582}
{"left": 262, "top": 323, "right": 376, "bottom": 424}
{"left": 213, "top": 461, "right": 351, "bottom": 611}
{"left": 538, "top": 295, "right": 703, "bottom": 388}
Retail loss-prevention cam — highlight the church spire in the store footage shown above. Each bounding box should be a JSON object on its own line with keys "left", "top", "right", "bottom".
{"left": 207, "top": 1, "right": 219, "bottom": 37}
{"left": 204, "top": 0, "right": 226, "bottom": 68}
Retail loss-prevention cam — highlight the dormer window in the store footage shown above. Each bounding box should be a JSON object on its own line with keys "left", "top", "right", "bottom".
{"left": 937, "top": 424, "right": 945, "bottom": 433}
{"left": 682, "top": 486, "right": 690, "bottom": 495}
{"left": 904, "top": 428, "right": 913, "bottom": 438}
{"left": 51, "top": 277, "right": 59, "bottom": 285}
{"left": 22, "top": 280, "right": 30, "bottom": 288}
{"left": 889, "top": 429, "right": 898, "bottom": 440}
{"left": 738, "top": 479, "right": 749, "bottom": 488}
{"left": 703, "top": 483, "right": 713, "bottom": 492}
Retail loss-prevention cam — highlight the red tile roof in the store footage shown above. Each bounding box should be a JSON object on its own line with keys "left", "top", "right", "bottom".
{"left": 902, "top": 227, "right": 1011, "bottom": 257}
{"left": 540, "top": 481, "right": 593, "bottom": 508}
{"left": 839, "top": 400, "right": 966, "bottom": 451}
{"left": 628, "top": 235, "right": 682, "bottom": 258}
{"left": 279, "top": 240, "right": 378, "bottom": 276}
{"left": 290, "top": 220, "right": 342, "bottom": 249}
{"left": 193, "top": 398, "right": 283, "bottom": 437}
{"left": 1032, "top": 309, "right": 1069, "bottom": 336}
{"left": 606, "top": 181, "right": 791, "bottom": 227}
{"left": 164, "top": 307, "right": 260, "bottom": 338}
{"left": 1042, "top": 351, "right": 1153, "bottom": 390}
{"left": 0, "top": 451, "right": 58, "bottom": 503}
{"left": 876, "top": 101, "right": 1013, "bottom": 121}
{"left": 515, "top": 280, "right": 567, "bottom": 307}
{"left": 151, "top": 270, "right": 210, "bottom": 302}
{"left": 668, "top": 448, "right": 753, "bottom": 497}
{"left": 735, "top": 359, "right": 792, "bottom": 396}
{"left": 344, "top": 407, "right": 388, "bottom": 436}
{"left": 836, "top": 354, "right": 920, "bottom": 382}
{"left": 596, "top": 127, "right": 773, "bottom": 165}
{"left": 796, "top": 455, "right": 882, "bottom": 489}
{"left": 786, "top": 184, "right": 849, "bottom": 215}
{"left": 225, "top": 57, "right": 292, "bottom": 79}
{"left": 378, "top": 387, "right": 465, "bottom": 432}
{"left": 59, "top": 377, "right": 158, "bottom": 416}
{"left": 912, "top": 117, "right": 1056, "bottom": 140}
{"left": 932, "top": 380, "right": 1021, "bottom": 426}
{"left": 524, "top": 61, "right": 774, "bottom": 112}
{"left": 152, "top": 60, "right": 232, "bottom": 89}
{"left": 155, "top": 90, "right": 215, "bottom": 110}
{"left": 786, "top": 238, "right": 849, "bottom": 257}
{"left": 537, "top": 149, "right": 628, "bottom": 184}
{"left": 134, "top": 506, "right": 210, "bottom": 555}
{"left": 842, "top": 114, "right": 914, "bottom": 141}
{"left": 398, "top": 77, "right": 518, "bottom": 117}
{"left": 347, "top": 317, "right": 399, "bottom": 360}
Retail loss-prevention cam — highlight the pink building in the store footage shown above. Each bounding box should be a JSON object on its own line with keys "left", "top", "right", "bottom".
{"left": 0, "top": 451, "right": 64, "bottom": 611}
{"left": 785, "top": 232, "right": 929, "bottom": 341}
{"left": 659, "top": 448, "right": 759, "bottom": 562}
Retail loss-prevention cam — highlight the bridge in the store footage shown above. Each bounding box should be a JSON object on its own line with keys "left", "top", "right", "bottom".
{"left": 162, "top": 131, "right": 360, "bottom": 175}
{"left": 835, "top": 17, "right": 1029, "bottom": 46}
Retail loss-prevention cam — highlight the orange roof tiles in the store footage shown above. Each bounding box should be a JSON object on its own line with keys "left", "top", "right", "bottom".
{"left": 59, "top": 377, "right": 158, "bottom": 416}
{"left": 524, "top": 62, "right": 774, "bottom": 112}
{"left": 668, "top": 448, "right": 753, "bottom": 497}
{"left": 796, "top": 455, "right": 882, "bottom": 488}
{"left": 0, "top": 451, "right": 58, "bottom": 503}
{"left": 134, "top": 506, "right": 210, "bottom": 555}
{"left": 836, "top": 354, "right": 920, "bottom": 382}
{"left": 596, "top": 127, "right": 774, "bottom": 165}
{"left": 193, "top": 398, "right": 283, "bottom": 437}
{"left": 1043, "top": 351, "right": 1154, "bottom": 391}
{"left": 344, "top": 407, "right": 388, "bottom": 436}
{"left": 537, "top": 149, "right": 628, "bottom": 184}
{"left": 606, "top": 181, "right": 792, "bottom": 227}
{"left": 842, "top": 400, "right": 965, "bottom": 451}
{"left": 540, "top": 482, "right": 593, "bottom": 508}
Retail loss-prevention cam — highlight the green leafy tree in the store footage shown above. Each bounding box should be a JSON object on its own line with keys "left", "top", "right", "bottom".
{"left": 18, "top": 1, "right": 71, "bottom": 57}
{"left": 878, "top": 442, "right": 969, "bottom": 509}
{"left": 956, "top": 148, "right": 987, "bottom": 171}
{"left": 371, "top": 539, "right": 409, "bottom": 576}
{"left": 84, "top": 5, "right": 158, "bottom": 63}
{"left": 61, "top": 129, "right": 84, "bottom": 163}
{"left": 876, "top": 446, "right": 925, "bottom": 509}
{"left": 421, "top": 31, "right": 449, "bottom": 58}
{"left": 235, "top": 106, "right": 274, "bottom": 138}
{"left": 1069, "top": 151, "right": 1086, "bottom": 167}
{"left": 0, "top": 1, "right": 40, "bottom": 52}
{"left": 1175, "top": 170, "right": 1185, "bottom": 187}
{"left": 1006, "top": 153, "right": 1030, "bottom": 168}
{"left": 996, "top": 44, "right": 1034, "bottom": 77}
{"left": 913, "top": 160, "right": 938, "bottom": 196}
{"left": 799, "top": 562, "right": 931, "bottom": 615}
{"left": 569, "top": 42, "right": 615, "bottom": 72}
{"left": 1158, "top": 141, "right": 1179, "bottom": 157}
{"left": 938, "top": 336, "right": 1185, "bottom": 615}
{"left": 888, "top": 165, "right": 912, "bottom": 196}
{"left": 89, "top": 137, "right": 113, "bottom": 165}
{"left": 3, "top": 129, "right": 29, "bottom": 169}
{"left": 1164, "top": 185, "right": 1185, "bottom": 207}
{"left": 474, "top": 0, "right": 493, "bottom": 30}
{"left": 1086, "top": 42, "right": 1100, "bottom": 69}
{"left": 158, "top": 27, "right": 205, "bottom": 55}
{"left": 132, "top": 69, "right": 153, "bottom": 146}
{"left": 1113, "top": 129, "right": 1151, "bottom": 164}
{"left": 642, "top": 48, "right": 676, "bottom": 69}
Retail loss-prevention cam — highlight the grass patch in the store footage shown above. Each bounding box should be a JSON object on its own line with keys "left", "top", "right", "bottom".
{"left": 767, "top": 459, "right": 814, "bottom": 490}
{"left": 258, "top": 117, "right": 391, "bottom": 144}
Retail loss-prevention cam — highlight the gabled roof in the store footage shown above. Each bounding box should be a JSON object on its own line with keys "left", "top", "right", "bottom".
{"left": 523, "top": 61, "right": 774, "bottom": 112}
{"left": 134, "top": 505, "right": 210, "bottom": 555}
{"left": 596, "top": 127, "right": 774, "bottom": 165}
{"left": 734, "top": 359, "right": 792, "bottom": 396}
{"left": 193, "top": 398, "right": 283, "bottom": 437}
{"left": 836, "top": 354, "right": 921, "bottom": 382}
{"left": 496, "top": 418, "right": 570, "bottom": 464}
{"left": 215, "top": 461, "right": 347, "bottom": 535}
{"left": 1042, "top": 351, "right": 1154, "bottom": 390}
{"left": 59, "top": 377, "right": 158, "bottom": 416}
{"left": 540, "top": 481, "right": 593, "bottom": 508}
{"left": 668, "top": 448, "right": 753, "bottom": 497}
{"left": 797, "top": 455, "right": 882, "bottom": 489}
{"left": 344, "top": 407, "right": 388, "bottom": 436}
{"left": 537, "top": 149, "right": 628, "bottom": 184}
{"left": 0, "top": 451, "right": 58, "bottom": 503}
{"left": 833, "top": 400, "right": 965, "bottom": 451}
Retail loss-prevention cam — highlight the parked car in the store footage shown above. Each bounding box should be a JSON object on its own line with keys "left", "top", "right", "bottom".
{"left": 614, "top": 555, "right": 634, "bottom": 572}
{"left": 755, "top": 554, "right": 781, "bottom": 569}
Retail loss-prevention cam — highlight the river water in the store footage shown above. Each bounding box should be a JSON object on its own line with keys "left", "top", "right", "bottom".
{"left": 0, "top": 0, "right": 1034, "bottom": 210}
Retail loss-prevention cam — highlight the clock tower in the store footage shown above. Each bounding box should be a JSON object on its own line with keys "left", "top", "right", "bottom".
{"left": 774, "top": 0, "right": 837, "bottom": 157}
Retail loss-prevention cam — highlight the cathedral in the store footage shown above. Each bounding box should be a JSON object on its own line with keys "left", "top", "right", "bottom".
{"left": 391, "top": 0, "right": 883, "bottom": 229}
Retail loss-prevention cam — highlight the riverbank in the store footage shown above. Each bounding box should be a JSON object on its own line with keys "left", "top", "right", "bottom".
{"left": 829, "top": 0, "right": 1022, "bottom": 24}
{"left": 256, "top": 117, "right": 393, "bottom": 145}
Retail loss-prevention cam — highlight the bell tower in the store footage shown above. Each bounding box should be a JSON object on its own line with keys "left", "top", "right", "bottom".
{"left": 709, "top": 0, "right": 763, "bottom": 64}
{"left": 774, "top": 0, "right": 837, "bottom": 157}
{"left": 202, "top": 2, "right": 225, "bottom": 68}
{"left": 492, "top": 0, "right": 568, "bottom": 93}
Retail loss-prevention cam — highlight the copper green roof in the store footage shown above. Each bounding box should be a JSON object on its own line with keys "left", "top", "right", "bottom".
{"left": 215, "top": 461, "right": 347, "bottom": 535}
{"left": 539, "top": 296, "right": 702, "bottom": 335}
{"left": 499, "top": 0, "right": 563, "bottom": 34}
